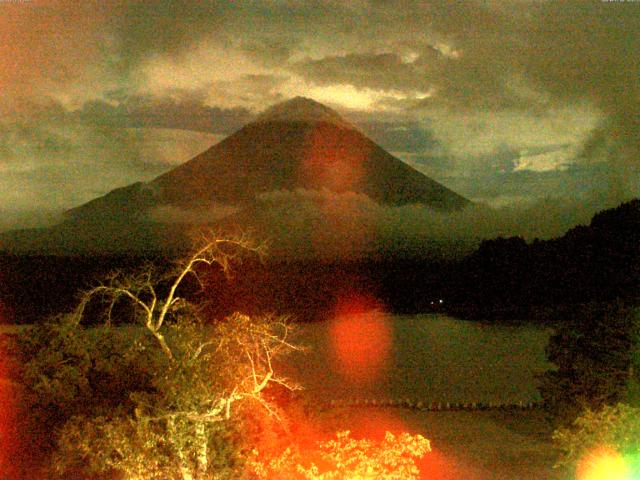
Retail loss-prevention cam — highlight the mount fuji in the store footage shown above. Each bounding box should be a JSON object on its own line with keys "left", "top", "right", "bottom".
{"left": 1, "top": 97, "right": 470, "bottom": 254}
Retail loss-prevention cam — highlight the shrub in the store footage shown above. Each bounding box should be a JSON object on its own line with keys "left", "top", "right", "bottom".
{"left": 539, "top": 302, "right": 640, "bottom": 425}
{"left": 553, "top": 403, "right": 640, "bottom": 477}
{"left": 251, "top": 430, "right": 431, "bottom": 480}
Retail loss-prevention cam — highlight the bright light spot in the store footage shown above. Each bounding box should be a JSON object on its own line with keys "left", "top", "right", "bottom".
{"left": 307, "top": 84, "right": 378, "bottom": 111}
{"left": 577, "top": 447, "right": 633, "bottom": 480}
{"left": 401, "top": 51, "right": 420, "bottom": 64}
{"left": 328, "top": 295, "right": 391, "bottom": 384}
{"left": 514, "top": 146, "right": 575, "bottom": 173}
{"left": 433, "top": 42, "right": 461, "bottom": 58}
{"left": 415, "top": 89, "right": 435, "bottom": 100}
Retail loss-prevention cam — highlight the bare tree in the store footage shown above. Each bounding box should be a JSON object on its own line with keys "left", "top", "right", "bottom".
{"left": 19, "top": 232, "right": 302, "bottom": 480}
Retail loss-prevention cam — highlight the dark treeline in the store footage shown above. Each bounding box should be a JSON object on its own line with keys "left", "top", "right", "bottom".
{"left": 0, "top": 253, "right": 450, "bottom": 324}
{"left": 449, "top": 198, "right": 640, "bottom": 321}
{"left": 1, "top": 199, "right": 639, "bottom": 324}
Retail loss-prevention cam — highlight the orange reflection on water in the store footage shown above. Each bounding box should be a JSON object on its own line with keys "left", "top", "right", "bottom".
{"left": 577, "top": 446, "right": 632, "bottom": 480}
{"left": 328, "top": 295, "right": 391, "bottom": 384}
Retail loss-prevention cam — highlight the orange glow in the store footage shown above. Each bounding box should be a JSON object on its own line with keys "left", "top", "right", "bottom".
{"left": 0, "top": 294, "right": 21, "bottom": 478}
{"left": 0, "top": 1, "right": 107, "bottom": 106}
{"left": 347, "top": 411, "right": 462, "bottom": 479}
{"left": 577, "top": 446, "right": 633, "bottom": 480}
{"left": 0, "top": 345, "right": 18, "bottom": 478}
{"left": 300, "top": 123, "right": 368, "bottom": 193}
{"left": 417, "top": 448, "right": 461, "bottom": 480}
{"left": 328, "top": 295, "right": 391, "bottom": 384}
{"left": 349, "top": 408, "right": 407, "bottom": 439}
{"left": 296, "top": 121, "right": 377, "bottom": 257}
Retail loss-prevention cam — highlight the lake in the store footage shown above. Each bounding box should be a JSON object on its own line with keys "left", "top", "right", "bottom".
{"left": 282, "top": 314, "right": 553, "bottom": 405}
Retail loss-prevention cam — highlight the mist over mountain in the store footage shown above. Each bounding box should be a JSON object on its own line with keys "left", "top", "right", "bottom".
{"left": 1, "top": 97, "right": 474, "bottom": 256}
{"left": 1, "top": 97, "right": 625, "bottom": 258}
{"left": 1, "top": 198, "right": 638, "bottom": 324}
{"left": 65, "top": 97, "right": 469, "bottom": 222}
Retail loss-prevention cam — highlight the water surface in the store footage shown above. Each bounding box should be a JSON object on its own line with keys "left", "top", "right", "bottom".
{"left": 283, "top": 314, "right": 552, "bottom": 404}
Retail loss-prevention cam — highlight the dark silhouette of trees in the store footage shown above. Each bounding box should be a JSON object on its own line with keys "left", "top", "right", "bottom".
{"left": 452, "top": 199, "right": 640, "bottom": 320}
{"left": 539, "top": 302, "right": 639, "bottom": 425}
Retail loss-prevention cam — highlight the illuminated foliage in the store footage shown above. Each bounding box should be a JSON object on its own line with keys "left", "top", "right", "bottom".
{"left": 553, "top": 403, "right": 640, "bottom": 478}
{"left": 251, "top": 430, "right": 431, "bottom": 480}
{"left": 16, "top": 234, "right": 302, "bottom": 480}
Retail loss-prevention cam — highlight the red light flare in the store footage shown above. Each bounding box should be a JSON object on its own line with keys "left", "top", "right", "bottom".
{"left": 0, "top": 318, "right": 19, "bottom": 478}
{"left": 327, "top": 294, "right": 392, "bottom": 385}
{"left": 295, "top": 122, "right": 377, "bottom": 258}
{"left": 299, "top": 122, "right": 369, "bottom": 194}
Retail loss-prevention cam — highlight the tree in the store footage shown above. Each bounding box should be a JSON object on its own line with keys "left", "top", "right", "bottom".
{"left": 553, "top": 403, "right": 640, "bottom": 477}
{"left": 17, "top": 233, "right": 302, "bottom": 480}
{"left": 539, "top": 301, "right": 640, "bottom": 426}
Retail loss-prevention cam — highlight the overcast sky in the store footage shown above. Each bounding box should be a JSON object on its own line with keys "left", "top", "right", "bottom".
{"left": 1, "top": 0, "right": 638, "bottom": 230}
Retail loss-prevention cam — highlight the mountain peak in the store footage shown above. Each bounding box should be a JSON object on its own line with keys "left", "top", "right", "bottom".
{"left": 253, "top": 96, "right": 357, "bottom": 130}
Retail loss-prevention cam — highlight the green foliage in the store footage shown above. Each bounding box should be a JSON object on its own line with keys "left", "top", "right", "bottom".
{"left": 553, "top": 403, "right": 640, "bottom": 474}
{"left": 16, "top": 236, "right": 301, "bottom": 480}
{"left": 17, "top": 315, "right": 156, "bottom": 453}
{"left": 22, "top": 313, "right": 299, "bottom": 480}
{"left": 539, "top": 302, "right": 640, "bottom": 425}
{"left": 251, "top": 430, "right": 431, "bottom": 480}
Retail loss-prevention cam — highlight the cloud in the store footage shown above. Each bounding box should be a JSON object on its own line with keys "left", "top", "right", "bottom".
{"left": 147, "top": 204, "right": 238, "bottom": 224}
{"left": 240, "top": 38, "right": 295, "bottom": 67}
{"left": 1, "top": 0, "right": 638, "bottom": 219}
{"left": 514, "top": 146, "right": 575, "bottom": 173}
{"left": 292, "top": 53, "right": 434, "bottom": 93}
{"left": 0, "top": 208, "right": 62, "bottom": 233}
{"left": 0, "top": 117, "right": 218, "bottom": 212}
{"left": 138, "top": 188, "right": 615, "bottom": 259}
{"left": 358, "top": 121, "right": 441, "bottom": 153}
{"left": 74, "top": 91, "right": 252, "bottom": 134}
{"left": 0, "top": 1, "right": 111, "bottom": 105}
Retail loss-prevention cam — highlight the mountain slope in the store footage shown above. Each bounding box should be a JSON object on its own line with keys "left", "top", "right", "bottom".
{"left": 1, "top": 97, "right": 472, "bottom": 254}
{"left": 65, "top": 97, "right": 469, "bottom": 222}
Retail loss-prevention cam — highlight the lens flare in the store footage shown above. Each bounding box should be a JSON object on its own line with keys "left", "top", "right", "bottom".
{"left": 577, "top": 447, "right": 633, "bottom": 480}
{"left": 328, "top": 295, "right": 391, "bottom": 384}
{"left": 0, "top": 339, "right": 18, "bottom": 477}
{"left": 300, "top": 123, "right": 368, "bottom": 194}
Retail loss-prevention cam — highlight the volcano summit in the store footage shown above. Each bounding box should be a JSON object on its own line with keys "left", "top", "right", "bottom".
{"left": 66, "top": 97, "right": 469, "bottom": 223}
